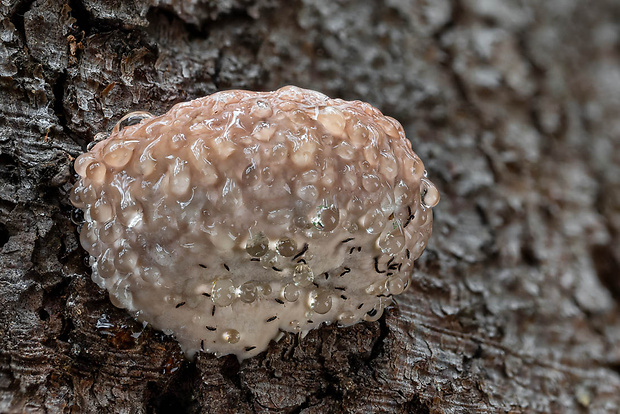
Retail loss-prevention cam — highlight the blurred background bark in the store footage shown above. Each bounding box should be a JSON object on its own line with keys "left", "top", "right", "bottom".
{"left": 1, "top": 0, "right": 620, "bottom": 412}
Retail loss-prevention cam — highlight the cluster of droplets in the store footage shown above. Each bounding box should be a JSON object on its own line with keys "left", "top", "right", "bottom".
{"left": 210, "top": 278, "right": 273, "bottom": 307}
{"left": 69, "top": 86, "right": 439, "bottom": 360}
{"left": 244, "top": 231, "right": 325, "bottom": 311}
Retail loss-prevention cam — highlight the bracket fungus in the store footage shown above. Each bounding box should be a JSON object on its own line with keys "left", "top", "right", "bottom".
{"left": 70, "top": 86, "right": 439, "bottom": 360}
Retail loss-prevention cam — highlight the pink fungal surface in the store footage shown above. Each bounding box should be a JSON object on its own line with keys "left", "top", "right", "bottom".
{"left": 70, "top": 86, "right": 439, "bottom": 360}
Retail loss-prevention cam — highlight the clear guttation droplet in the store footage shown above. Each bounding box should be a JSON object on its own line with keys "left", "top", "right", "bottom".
{"left": 242, "top": 162, "right": 260, "bottom": 185}
{"left": 276, "top": 237, "right": 297, "bottom": 257}
{"left": 246, "top": 232, "right": 269, "bottom": 257}
{"left": 260, "top": 250, "right": 278, "bottom": 269}
{"left": 308, "top": 290, "right": 332, "bottom": 314}
{"left": 79, "top": 223, "right": 97, "bottom": 251}
{"left": 222, "top": 329, "right": 240, "bottom": 344}
{"left": 115, "top": 111, "right": 154, "bottom": 133}
{"left": 103, "top": 142, "right": 133, "bottom": 169}
{"left": 141, "top": 266, "right": 161, "bottom": 284}
{"left": 394, "top": 180, "right": 412, "bottom": 206}
{"left": 294, "top": 215, "right": 311, "bottom": 229}
{"left": 238, "top": 281, "right": 257, "bottom": 303}
{"left": 362, "top": 173, "right": 381, "bottom": 193}
{"left": 109, "top": 287, "right": 132, "bottom": 309}
{"left": 346, "top": 222, "right": 359, "bottom": 233}
{"left": 251, "top": 100, "right": 273, "bottom": 118}
{"left": 74, "top": 153, "right": 94, "bottom": 177}
{"left": 271, "top": 143, "right": 288, "bottom": 162}
{"left": 312, "top": 205, "right": 339, "bottom": 232}
{"left": 97, "top": 248, "right": 116, "bottom": 279}
{"left": 387, "top": 277, "right": 405, "bottom": 295}
{"left": 91, "top": 197, "right": 113, "bottom": 222}
{"left": 257, "top": 282, "right": 272, "bottom": 296}
{"left": 86, "top": 132, "right": 107, "bottom": 151}
{"left": 361, "top": 208, "right": 386, "bottom": 234}
{"left": 293, "top": 264, "right": 314, "bottom": 287}
{"left": 71, "top": 208, "right": 85, "bottom": 225}
{"left": 86, "top": 161, "right": 107, "bottom": 185}
{"left": 115, "top": 248, "right": 138, "bottom": 273}
{"left": 365, "top": 280, "right": 387, "bottom": 296}
{"left": 69, "top": 183, "right": 85, "bottom": 208}
{"left": 212, "top": 279, "right": 236, "bottom": 307}
{"left": 80, "top": 184, "right": 97, "bottom": 205}
{"left": 377, "top": 222, "right": 406, "bottom": 256}
{"left": 283, "top": 283, "right": 300, "bottom": 302}
{"left": 420, "top": 178, "right": 440, "bottom": 208}
{"left": 99, "top": 220, "right": 122, "bottom": 244}
{"left": 338, "top": 311, "right": 356, "bottom": 326}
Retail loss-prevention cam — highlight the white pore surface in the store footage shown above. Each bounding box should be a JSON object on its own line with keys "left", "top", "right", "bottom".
{"left": 70, "top": 86, "right": 439, "bottom": 360}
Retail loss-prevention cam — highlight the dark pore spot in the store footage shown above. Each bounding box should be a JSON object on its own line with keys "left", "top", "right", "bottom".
{"left": 0, "top": 222, "right": 9, "bottom": 248}
{"left": 591, "top": 244, "right": 620, "bottom": 302}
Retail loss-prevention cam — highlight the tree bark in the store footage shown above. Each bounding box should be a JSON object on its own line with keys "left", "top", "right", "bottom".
{"left": 1, "top": 0, "right": 620, "bottom": 412}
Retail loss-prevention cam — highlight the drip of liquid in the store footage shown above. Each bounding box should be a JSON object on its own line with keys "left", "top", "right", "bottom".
{"left": 420, "top": 178, "right": 440, "bottom": 208}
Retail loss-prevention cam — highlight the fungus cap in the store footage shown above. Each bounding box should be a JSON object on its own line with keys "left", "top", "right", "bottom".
{"left": 70, "top": 86, "right": 439, "bottom": 360}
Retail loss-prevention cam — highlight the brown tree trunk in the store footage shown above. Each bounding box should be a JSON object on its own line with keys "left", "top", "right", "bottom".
{"left": 1, "top": 0, "right": 620, "bottom": 412}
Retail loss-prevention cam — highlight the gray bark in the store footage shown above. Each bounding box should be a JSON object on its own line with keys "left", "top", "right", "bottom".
{"left": 1, "top": 0, "right": 620, "bottom": 412}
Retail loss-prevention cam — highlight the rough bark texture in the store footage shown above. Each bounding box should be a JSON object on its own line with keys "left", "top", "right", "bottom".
{"left": 1, "top": 0, "right": 620, "bottom": 412}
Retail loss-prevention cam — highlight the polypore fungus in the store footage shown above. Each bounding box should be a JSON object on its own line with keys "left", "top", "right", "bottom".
{"left": 70, "top": 86, "right": 439, "bottom": 360}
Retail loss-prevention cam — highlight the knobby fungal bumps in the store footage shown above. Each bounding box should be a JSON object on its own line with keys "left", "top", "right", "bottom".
{"left": 70, "top": 86, "right": 439, "bottom": 360}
